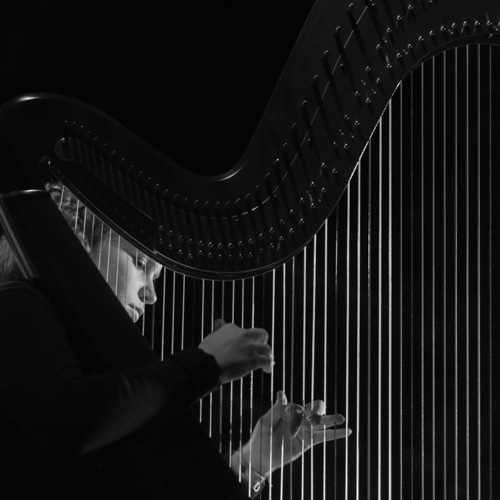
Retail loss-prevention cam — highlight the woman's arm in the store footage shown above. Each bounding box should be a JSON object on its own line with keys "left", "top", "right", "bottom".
{"left": 0, "top": 283, "right": 221, "bottom": 456}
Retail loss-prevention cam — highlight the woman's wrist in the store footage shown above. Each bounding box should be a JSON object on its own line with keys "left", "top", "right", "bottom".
{"left": 230, "top": 446, "right": 268, "bottom": 495}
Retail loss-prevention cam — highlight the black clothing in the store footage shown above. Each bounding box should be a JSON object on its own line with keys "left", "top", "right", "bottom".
{"left": 0, "top": 281, "right": 221, "bottom": 498}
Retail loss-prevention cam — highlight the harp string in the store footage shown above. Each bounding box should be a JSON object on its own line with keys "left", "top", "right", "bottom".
{"left": 442, "top": 49, "right": 448, "bottom": 500}
{"left": 378, "top": 88, "right": 384, "bottom": 500}
{"left": 160, "top": 268, "right": 167, "bottom": 360}
{"left": 355, "top": 146, "right": 362, "bottom": 500}
{"left": 410, "top": 67, "right": 416, "bottom": 498}
{"left": 268, "top": 268, "right": 276, "bottom": 498}
{"left": 322, "top": 219, "right": 328, "bottom": 498}
{"left": 431, "top": 52, "right": 436, "bottom": 500}
{"left": 465, "top": 44, "right": 471, "bottom": 499}
{"left": 345, "top": 157, "right": 352, "bottom": 500}
{"left": 248, "top": 276, "right": 255, "bottom": 499}
{"left": 280, "top": 261, "right": 287, "bottom": 499}
{"left": 488, "top": 44, "right": 493, "bottom": 500}
{"left": 173, "top": 272, "right": 178, "bottom": 356}
{"left": 366, "top": 134, "right": 373, "bottom": 497}
{"left": 387, "top": 96, "right": 394, "bottom": 500}
{"left": 454, "top": 46, "right": 458, "bottom": 499}
{"left": 399, "top": 76, "right": 404, "bottom": 500}
{"left": 310, "top": 235, "right": 317, "bottom": 500}
{"left": 216, "top": 281, "right": 223, "bottom": 449}
{"left": 420, "top": 59, "right": 425, "bottom": 498}
{"left": 475, "top": 43, "right": 482, "bottom": 500}
{"left": 301, "top": 245, "right": 307, "bottom": 499}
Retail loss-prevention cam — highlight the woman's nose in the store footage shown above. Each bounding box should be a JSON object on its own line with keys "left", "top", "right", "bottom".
{"left": 139, "top": 281, "right": 157, "bottom": 305}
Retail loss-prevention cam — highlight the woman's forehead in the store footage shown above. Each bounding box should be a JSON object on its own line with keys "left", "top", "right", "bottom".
{"left": 115, "top": 239, "right": 163, "bottom": 276}
{"left": 150, "top": 259, "right": 163, "bottom": 278}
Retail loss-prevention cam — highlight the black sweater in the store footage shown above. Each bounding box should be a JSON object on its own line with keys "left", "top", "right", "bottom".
{"left": 0, "top": 281, "right": 222, "bottom": 498}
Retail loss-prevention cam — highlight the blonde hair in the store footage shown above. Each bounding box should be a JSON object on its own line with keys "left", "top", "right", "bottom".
{"left": 0, "top": 235, "right": 22, "bottom": 282}
{"left": 0, "top": 182, "right": 111, "bottom": 282}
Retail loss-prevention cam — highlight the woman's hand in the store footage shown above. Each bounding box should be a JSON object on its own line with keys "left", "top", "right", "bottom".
{"left": 198, "top": 319, "right": 273, "bottom": 384}
{"left": 236, "top": 391, "right": 350, "bottom": 479}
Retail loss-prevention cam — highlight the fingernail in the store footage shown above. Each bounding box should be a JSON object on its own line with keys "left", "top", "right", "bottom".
{"left": 335, "top": 414, "right": 345, "bottom": 424}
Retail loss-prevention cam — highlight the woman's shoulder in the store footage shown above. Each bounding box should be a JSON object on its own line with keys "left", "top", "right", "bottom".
{"left": 0, "top": 280, "right": 65, "bottom": 338}
{"left": 0, "top": 279, "right": 45, "bottom": 298}
{"left": 0, "top": 279, "right": 57, "bottom": 314}
{"left": 0, "top": 279, "right": 36, "bottom": 291}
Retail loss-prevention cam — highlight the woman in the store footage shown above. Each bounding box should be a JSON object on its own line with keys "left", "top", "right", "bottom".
{"left": 0, "top": 183, "right": 349, "bottom": 498}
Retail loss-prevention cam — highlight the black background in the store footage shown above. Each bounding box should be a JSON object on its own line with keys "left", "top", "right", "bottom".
{"left": 0, "top": 0, "right": 315, "bottom": 175}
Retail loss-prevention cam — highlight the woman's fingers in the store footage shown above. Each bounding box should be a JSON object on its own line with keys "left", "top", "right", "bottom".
{"left": 199, "top": 323, "right": 273, "bottom": 382}
{"left": 305, "top": 399, "right": 326, "bottom": 416}
{"left": 212, "top": 318, "right": 227, "bottom": 331}
{"left": 303, "top": 400, "right": 345, "bottom": 429}
{"left": 315, "top": 413, "right": 345, "bottom": 429}
{"left": 255, "top": 349, "right": 274, "bottom": 373}
{"left": 312, "top": 427, "right": 352, "bottom": 444}
{"left": 254, "top": 343, "right": 273, "bottom": 369}
{"left": 245, "top": 328, "right": 269, "bottom": 343}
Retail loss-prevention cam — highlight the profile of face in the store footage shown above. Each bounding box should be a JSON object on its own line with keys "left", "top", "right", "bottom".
{"left": 91, "top": 235, "right": 162, "bottom": 322}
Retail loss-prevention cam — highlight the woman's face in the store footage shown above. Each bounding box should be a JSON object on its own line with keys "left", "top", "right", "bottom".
{"left": 91, "top": 235, "right": 162, "bottom": 322}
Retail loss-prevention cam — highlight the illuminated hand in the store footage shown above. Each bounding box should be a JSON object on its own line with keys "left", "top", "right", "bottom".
{"left": 199, "top": 319, "right": 273, "bottom": 384}
{"left": 238, "top": 391, "right": 351, "bottom": 479}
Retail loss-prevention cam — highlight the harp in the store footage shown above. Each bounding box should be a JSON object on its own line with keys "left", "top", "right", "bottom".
{"left": 1, "top": 0, "right": 499, "bottom": 498}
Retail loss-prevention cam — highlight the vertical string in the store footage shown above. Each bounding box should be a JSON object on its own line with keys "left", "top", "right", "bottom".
{"left": 355, "top": 158, "right": 362, "bottom": 500}
{"left": 310, "top": 235, "right": 317, "bottom": 500}
{"left": 249, "top": 276, "right": 255, "bottom": 491}
{"left": 203, "top": 280, "right": 210, "bottom": 435}
{"left": 280, "top": 262, "right": 287, "bottom": 500}
{"left": 227, "top": 280, "right": 236, "bottom": 468}
{"left": 465, "top": 45, "right": 471, "bottom": 500}
{"left": 345, "top": 170, "right": 351, "bottom": 500}
{"left": 170, "top": 273, "right": 176, "bottom": 360}
{"left": 399, "top": 78, "right": 404, "bottom": 500}
{"left": 140, "top": 244, "right": 147, "bottom": 339}
{"left": 333, "top": 208, "right": 340, "bottom": 499}
{"left": 114, "top": 233, "right": 121, "bottom": 313}
{"left": 388, "top": 96, "right": 393, "bottom": 500}
{"left": 160, "top": 267, "right": 167, "bottom": 361}
{"left": 290, "top": 257, "right": 296, "bottom": 498}
{"left": 475, "top": 43, "right": 482, "bottom": 500}
{"left": 431, "top": 53, "right": 437, "bottom": 500}
{"left": 105, "top": 229, "right": 113, "bottom": 301}
{"left": 232, "top": 279, "right": 244, "bottom": 483}
{"left": 322, "top": 219, "right": 329, "bottom": 500}
{"left": 487, "top": 44, "right": 493, "bottom": 500}
{"left": 240, "top": 279, "right": 248, "bottom": 497}
{"left": 454, "top": 47, "right": 459, "bottom": 500}
{"left": 377, "top": 106, "right": 383, "bottom": 500}
{"left": 442, "top": 49, "right": 448, "bottom": 500}
{"left": 409, "top": 68, "right": 415, "bottom": 500}
{"left": 366, "top": 138, "right": 372, "bottom": 498}
{"left": 268, "top": 268, "right": 276, "bottom": 498}
{"left": 301, "top": 247, "right": 307, "bottom": 500}
{"left": 214, "top": 281, "right": 222, "bottom": 449}
{"left": 180, "top": 275, "right": 186, "bottom": 352}
{"left": 420, "top": 61, "right": 426, "bottom": 498}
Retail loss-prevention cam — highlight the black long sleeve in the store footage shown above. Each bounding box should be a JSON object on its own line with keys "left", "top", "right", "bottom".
{"left": 0, "top": 281, "right": 220, "bottom": 457}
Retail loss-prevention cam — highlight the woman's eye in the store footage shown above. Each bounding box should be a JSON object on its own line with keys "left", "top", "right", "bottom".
{"left": 135, "top": 258, "right": 147, "bottom": 271}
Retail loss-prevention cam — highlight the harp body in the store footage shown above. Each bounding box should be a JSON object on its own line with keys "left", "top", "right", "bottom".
{"left": 0, "top": 0, "right": 499, "bottom": 498}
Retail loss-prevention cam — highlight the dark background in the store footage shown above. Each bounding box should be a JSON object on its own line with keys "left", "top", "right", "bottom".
{"left": 0, "top": 0, "right": 315, "bottom": 175}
